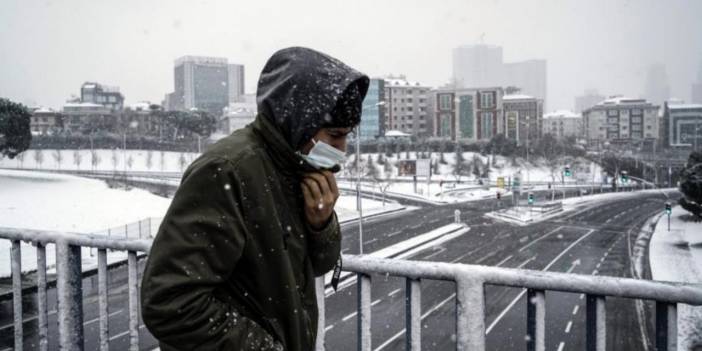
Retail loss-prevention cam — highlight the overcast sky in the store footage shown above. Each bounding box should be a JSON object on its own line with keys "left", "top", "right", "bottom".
{"left": 1, "top": 0, "right": 701, "bottom": 111}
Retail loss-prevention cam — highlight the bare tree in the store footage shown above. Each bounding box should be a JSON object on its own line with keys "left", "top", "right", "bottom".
{"left": 374, "top": 161, "right": 395, "bottom": 206}
{"left": 146, "top": 150, "right": 154, "bottom": 171}
{"left": 178, "top": 152, "right": 187, "bottom": 172}
{"left": 52, "top": 149, "right": 63, "bottom": 170}
{"left": 111, "top": 149, "right": 119, "bottom": 171}
{"left": 73, "top": 150, "right": 83, "bottom": 170}
{"left": 127, "top": 155, "right": 134, "bottom": 170}
{"left": 90, "top": 150, "right": 101, "bottom": 172}
{"left": 33, "top": 149, "right": 44, "bottom": 169}
{"left": 16, "top": 152, "right": 25, "bottom": 169}
{"left": 160, "top": 150, "right": 166, "bottom": 171}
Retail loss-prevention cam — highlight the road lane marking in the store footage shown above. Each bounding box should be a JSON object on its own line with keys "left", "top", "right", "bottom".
{"left": 342, "top": 312, "right": 357, "bottom": 322}
{"left": 565, "top": 320, "right": 573, "bottom": 333}
{"left": 572, "top": 305, "right": 579, "bottom": 315}
{"left": 325, "top": 324, "right": 334, "bottom": 332}
{"left": 517, "top": 256, "right": 535, "bottom": 269}
{"left": 496, "top": 254, "right": 513, "bottom": 267}
{"left": 518, "top": 226, "right": 563, "bottom": 252}
{"left": 371, "top": 299, "right": 382, "bottom": 307}
{"left": 363, "top": 238, "right": 378, "bottom": 245}
{"left": 388, "top": 288, "right": 401, "bottom": 297}
{"left": 387, "top": 230, "right": 402, "bottom": 237}
{"left": 84, "top": 309, "right": 123, "bottom": 325}
{"left": 557, "top": 341, "right": 565, "bottom": 351}
{"left": 486, "top": 229, "right": 596, "bottom": 334}
{"left": 341, "top": 248, "right": 350, "bottom": 254}
{"left": 422, "top": 246, "right": 447, "bottom": 260}
{"left": 375, "top": 292, "right": 457, "bottom": 351}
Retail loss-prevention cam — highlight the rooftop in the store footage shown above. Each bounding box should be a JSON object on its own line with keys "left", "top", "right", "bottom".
{"left": 503, "top": 94, "right": 535, "bottom": 101}
{"left": 543, "top": 110, "right": 581, "bottom": 119}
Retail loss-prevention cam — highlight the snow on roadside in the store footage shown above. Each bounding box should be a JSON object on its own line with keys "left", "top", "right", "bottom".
{"left": 649, "top": 205, "right": 702, "bottom": 350}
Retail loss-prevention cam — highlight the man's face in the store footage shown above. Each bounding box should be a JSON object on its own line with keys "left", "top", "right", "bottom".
{"left": 300, "top": 127, "right": 354, "bottom": 155}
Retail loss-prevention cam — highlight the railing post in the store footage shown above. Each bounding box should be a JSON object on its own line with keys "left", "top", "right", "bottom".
{"left": 357, "top": 273, "right": 372, "bottom": 351}
{"left": 586, "top": 294, "right": 606, "bottom": 351}
{"left": 56, "top": 241, "right": 85, "bottom": 350}
{"left": 98, "top": 249, "right": 110, "bottom": 351}
{"left": 128, "top": 251, "right": 140, "bottom": 351}
{"left": 406, "top": 278, "right": 422, "bottom": 351}
{"left": 315, "top": 277, "right": 326, "bottom": 351}
{"left": 656, "top": 302, "right": 677, "bottom": 351}
{"left": 456, "top": 277, "right": 485, "bottom": 351}
{"left": 11, "top": 240, "right": 23, "bottom": 351}
{"left": 526, "top": 289, "right": 546, "bottom": 351}
{"left": 454, "top": 209, "right": 461, "bottom": 223}
{"left": 37, "top": 243, "right": 49, "bottom": 351}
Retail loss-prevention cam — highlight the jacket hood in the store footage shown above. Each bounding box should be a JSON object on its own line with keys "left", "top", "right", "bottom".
{"left": 256, "top": 47, "right": 370, "bottom": 150}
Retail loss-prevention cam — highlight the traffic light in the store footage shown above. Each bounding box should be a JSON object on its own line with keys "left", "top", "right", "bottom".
{"left": 665, "top": 202, "right": 672, "bottom": 215}
{"left": 528, "top": 192, "right": 534, "bottom": 205}
{"left": 497, "top": 191, "right": 501, "bottom": 200}
{"left": 620, "top": 171, "right": 629, "bottom": 183}
{"left": 564, "top": 166, "right": 572, "bottom": 177}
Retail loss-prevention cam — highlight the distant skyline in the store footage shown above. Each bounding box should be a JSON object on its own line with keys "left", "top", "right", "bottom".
{"left": 1, "top": 0, "right": 701, "bottom": 111}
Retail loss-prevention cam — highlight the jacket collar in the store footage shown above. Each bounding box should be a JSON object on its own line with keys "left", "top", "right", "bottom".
{"left": 251, "top": 113, "right": 318, "bottom": 178}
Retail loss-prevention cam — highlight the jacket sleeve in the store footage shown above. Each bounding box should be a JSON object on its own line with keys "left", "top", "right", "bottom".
{"left": 306, "top": 211, "right": 342, "bottom": 276}
{"left": 140, "top": 158, "right": 282, "bottom": 350}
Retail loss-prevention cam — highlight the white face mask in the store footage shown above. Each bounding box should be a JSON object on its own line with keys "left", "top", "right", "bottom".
{"left": 299, "top": 139, "right": 346, "bottom": 170}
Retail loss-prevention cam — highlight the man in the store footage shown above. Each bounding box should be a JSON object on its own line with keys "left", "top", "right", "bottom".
{"left": 141, "top": 47, "right": 369, "bottom": 350}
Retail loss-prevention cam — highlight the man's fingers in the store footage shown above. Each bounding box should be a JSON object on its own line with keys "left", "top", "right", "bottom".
{"left": 302, "top": 177, "right": 323, "bottom": 202}
{"left": 321, "top": 170, "right": 339, "bottom": 197}
{"left": 301, "top": 182, "right": 314, "bottom": 204}
{"left": 306, "top": 173, "right": 331, "bottom": 197}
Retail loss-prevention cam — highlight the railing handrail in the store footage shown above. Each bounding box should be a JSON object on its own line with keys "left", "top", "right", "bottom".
{"left": 0, "top": 227, "right": 152, "bottom": 253}
{"left": 3, "top": 227, "right": 701, "bottom": 305}
{"left": 341, "top": 255, "right": 702, "bottom": 305}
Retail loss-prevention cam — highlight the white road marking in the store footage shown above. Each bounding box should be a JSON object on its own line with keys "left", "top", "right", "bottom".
{"left": 572, "top": 305, "right": 579, "bottom": 315}
{"left": 342, "top": 312, "right": 357, "bottom": 322}
{"left": 387, "top": 230, "right": 402, "bottom": 237}
{"left": 486, "top": 229, "right": 596, "bottom": 334}
{"left": 557, "top": 341, "right": 565, "bottom": 351}
{"left": 517, "top": 256, "right": 535, "bottom": 269}
{"left": 84, "top": 309, "right": 123, "bottom": 325}
{"left": 565, "top": 320, "right": 573, "bottom": 333}
{"left": 496, "top": 254, "right": 513, "bottom": 267}
{"left": 388, "top": 288, "right": 401, "bottom": 297}
{"left": 363, "top": 238, "right": 378, "bottom": 245}
{"left": 371, "top": 299, "right": 382, "bottom": 307}
{"left": 325, "top": 324, "right": 334, "bottom": 332}
{"left": 592, "top": 269, "right": 599, "bottom": 275}
{"left": 518, "top": 226, "right": 564, "bottom": 252}
{"left": 580, "top": 294, "right": 585, "bottom": 300}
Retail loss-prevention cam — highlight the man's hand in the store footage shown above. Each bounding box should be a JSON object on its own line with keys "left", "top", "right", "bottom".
{"left": 301, "top": 170, "right": 339, "bottom": 230}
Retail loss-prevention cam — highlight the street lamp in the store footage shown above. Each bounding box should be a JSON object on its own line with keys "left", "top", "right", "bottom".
{"left": 356, "top": 100, "right": 385, "bottom": 255}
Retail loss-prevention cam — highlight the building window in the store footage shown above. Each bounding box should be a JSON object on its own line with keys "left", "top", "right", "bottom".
{"left": 480, "top": 92, "right": 495, "bottom": 108}
{"left": 631, "top": 109, "right": 642, "bottom": 115}
{"left": 607, "top": 110, "right": 618, "bottom": 116}
{"left": 439, "top": 94, "right": 452, "bottom": 110}
{"left": 407, "top": 107, "right": 413, "bottom": 112}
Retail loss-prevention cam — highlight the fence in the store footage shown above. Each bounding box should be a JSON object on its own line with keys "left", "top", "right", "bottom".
{"left": 2, "top": 227, "right": 702, "bottom": 351}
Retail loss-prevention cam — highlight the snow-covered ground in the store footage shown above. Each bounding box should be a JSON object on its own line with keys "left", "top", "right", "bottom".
{"left": 1, "top": 149, "right": 606, "bottom": 185}
{"left": 0, "top": 169, "right": 403, "bottom": 278}
{"left": 649, "top": 206, "right": 702, "bottom": 350}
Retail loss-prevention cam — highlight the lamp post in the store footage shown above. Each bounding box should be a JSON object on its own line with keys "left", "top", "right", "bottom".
{"left": 356, "top": 101, "right": 385, "bottom": 255}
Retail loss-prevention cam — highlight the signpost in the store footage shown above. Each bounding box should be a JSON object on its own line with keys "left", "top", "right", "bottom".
{"left": 665, "top": 202, "right": 672, "bottom": 231}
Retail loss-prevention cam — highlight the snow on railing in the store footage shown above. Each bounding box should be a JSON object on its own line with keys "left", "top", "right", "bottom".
{"left": 2, "top": 228, "right": 702, "bottom": 351}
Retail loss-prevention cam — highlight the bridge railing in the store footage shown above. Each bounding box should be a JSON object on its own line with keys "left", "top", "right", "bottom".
{"left": 2, "top": 228, "right": 702, "bottom": 351}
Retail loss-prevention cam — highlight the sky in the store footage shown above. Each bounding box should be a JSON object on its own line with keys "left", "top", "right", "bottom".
{"left": 1, "top": 0, "right": 701, "bottom": 111}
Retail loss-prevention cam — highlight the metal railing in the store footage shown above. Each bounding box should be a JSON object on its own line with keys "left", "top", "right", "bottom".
{"left": 3, "top": 227, "right": 702, "bottom": 351}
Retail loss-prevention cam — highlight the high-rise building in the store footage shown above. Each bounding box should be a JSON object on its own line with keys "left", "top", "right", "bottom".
{"left": 432, "top": 87, "right": 504, "bottom": 142}
{"left": 644, "top": 63, "right": 670, "bottom": 106}
{"left": 503, "top": 94, "right": 543, "bottom": 144}
{"left": 383, "top": 76, "right": 431, "bottom": 137}
{"left": 582, "top": 96, "right": 659, "bottom": 145}
{"left": 452, "top": 45, "right": 504, "bottom": 88}
{"left": 575, "top": 90, "right": 605, "bottom": 113}
{"left": 359, "top": 78, "right": 385, "bottom": 141}
{"left": 80, "top": 82, "right": 124, "bottom": 111}
{"left": 542, "top": 110, "right": 582, "bottom": 139}
{"left": 662, "top": 100, "right": 702, "bottom": 147}
{"left": 503, "top": 60, "right": 547, "bottom": 103}
{"left": 452, "top": 44, "right": 547, "bottom": 108}
{"left": 228, "top": 64, "right": 245, "bottom": 102}
{"left": 169, "top": 56, "right": 245, "bottom": 116}
{"left": 692, "top": 62, "right": 702, "bottom": 104}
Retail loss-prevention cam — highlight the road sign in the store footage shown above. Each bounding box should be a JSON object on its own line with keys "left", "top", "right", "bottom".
{"left": 497, "top": 177, "right": 505, "bottom": 189}
{"left": 528, "top": 192, "right": 534, "bottom": 204}
{"left": 416, "top": 159, "right": 431, "bottom": 177}
{"left": 397, "top": 160, "right": 416, "bottom": 176}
